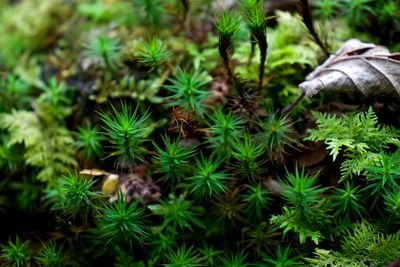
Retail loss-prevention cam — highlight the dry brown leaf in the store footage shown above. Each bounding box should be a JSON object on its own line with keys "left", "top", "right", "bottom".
{"left": 299, "top": 39, "right": 400, "bottom": 97}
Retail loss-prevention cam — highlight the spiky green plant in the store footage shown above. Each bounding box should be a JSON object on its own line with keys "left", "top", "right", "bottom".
{"left": 0, "top": 75, "right": 29, "bottom": 112}
{"left": 231, "top": 133, "right": 263, "bottom": 180}
{"left": 75, "top": 122, "right": 103, "bottom": 159}
{"left": 35, "top": 242, "right": 63, "bottom": 267}
{"left": 147, "top": 233, "right": 176, "bottom": 261}
{"left": 47, "top": 173, "right": 103, "bottom": 218}
{"left": 313, "top": 0, "right": 343, "bottom": 20}
{"left": 345, "top": 0, "right": 375, "bottom": 27}
{"left": 164, "top": 68, "right": 211, "bottom": 116}
{"left": 242, "top": 184, "right": 271, "bottom": 221}
{"left": 383, "top": 189, "right": 400, "bottom": 219}
{"left": 199, "top": 245, "right": 223, "bottom": 267}
{"left": 239, "top": 0, "right": 268, "bottom": 90}
{"left": 220, "top": 252, "right": 249, "bottom": 267}
{"left": 215, "top": 9, "right": 241, "bottom": 80}
{"left": 83, "top": 34, "right": 121, "bottom": 71}
{"left": 1, "top": 237, "right": 30, "bottom": 267}
{"left": 148, "top": 194, "right": 205, "bottom": 232}
{"left": 153, "top": 135, "right": 196, "bottom": 186}
{"left": 136, "top": 0, "right": 165, "bottom": 26}
{"left": 38, "top": 77, "right": 71, "bottom": 120}
{"left": 257, "top": 113, "right": 296, "bottom": 161}
{"left": 187, "top": 155, "right": 231, "bottom": 199}
{"left": 94, "top": 193, "right": 148, "bottom": 251}
{"left": 164, "top": 246, "right": 202, "bottom": 267}
{"left": 259, "top": 245, "right": 302, "bottom": 267}
{"left": 136, "top": 38, "right": 170, "bottom": 70}
{"left": 98, "top": 102, "right": 151, "bottom": 169}
{"left": 206, "top": 109, "right": 245, "bottom": 158}
{"left": 330, "top": 181, "right": 365, "bottom": 220}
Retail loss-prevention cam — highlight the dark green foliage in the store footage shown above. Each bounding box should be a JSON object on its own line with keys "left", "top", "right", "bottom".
{"left": 188, "top": 155, "right": 230, "bottom": 199}
{"left": 83, "top": 35, "right": 121, "bottom": 71}
{"left": 313, "top": 0, "right": 343, "bottom": 20}
{"left": 383, "top": 188, "right": 400, "bottom": 219}
{"left": 153, "top": 135, "right": 196, "bottom": 186}
{"left": 136, "top": 38, "right": 170, "bottom": 70}
{"left": 75, "top": 122, "right": 103, "bottom": 159}
{"left": 94, "top": 194, "right": 148, "bottom": 250}
{"left": 199, "top": 245, "right": 223, "bottom": 267}
{"left": 136, "top": 0, "right": 165, "bottom": 26}
{"left": 47, "top": 173, "right": 103, "bottom": 218}
{"left": 231, "top": 133, "right": 263, "bottom": 180}
{"left": 1, "top": 237, "right": 30, "bottom": 267}
{"left": 345, "top": 0, "right": 376, "bottom": 27}
{"left": 147, "top": 233, "right": 176, "bottom": 260}
{"left": 259, "top": 245, "right": 302, "bottom": 267}
{"left": 0, "top": 75, "right": 29, "bottom": 112}
{"left": 220, "top": 252, "right": 248, "bottom": 267}
{"left": 148, "top": 194, "right": 205, "bottom": 232}
{"left": 256, "top": 113, "right": 296, "bottom": 161}
{"left": 239, "top": 0, "right": 268, "bottom": 89}
{"left": 206, "top": 109, "right": 245, "bottom": 157}
{"left": 330, "top": 181, "right": 365, "bottom": 220}
{"left": 164, "top": 246, "right": 202, "bottom": 267}
{"left": 35, "top": 243, "right": 63, "bottom": 267}
{"left": 216, "top": 9, "right": 240, "bottom": 79}
{"left": 164, "top": 68, "right": 211, "bottom": 116}
{"left": 99, "top": 102, "right": 151, "bottom": 168}
{"left": 242, "top": 184, "right": 271, "bottom": 220}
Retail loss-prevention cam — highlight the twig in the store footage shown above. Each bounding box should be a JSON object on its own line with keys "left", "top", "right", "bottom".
{"left": 281, "top": 92, "right": 305, "bottom": 116}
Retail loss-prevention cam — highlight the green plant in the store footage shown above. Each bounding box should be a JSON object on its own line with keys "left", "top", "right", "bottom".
{"left": 153, "top": 135, "right": 196, "bottom": 186}
{"left": 313, "top": 0, "right": 343, "bottom": 20}
{"left": 75, "top": 122, "right": 103, "bottom": 160}
{"left": 135, "top": 0, "right": 165, "bottom": 26}
{"left": 187, "top": 155, "right": 230, "bottom": 199}
{"left": 47, "top": 173, "right": 103, "bottom": 218}
{"left": 231, "top": 133, "right": 263, "bottom": 180}
{"left": 344, "top": 0, "right": 376, "bottom": 28}
{"left": 198, "top": 245, "right": 223, "bottom": 267}
{"left": 83, "top": 35, "right": 121, "bottom": 71}
{"left": 239, "top": 0, "right": 268, "bottom": 90}
{"left": 270, "top": 168, "right": 328, "bottom": 244}
{"left": 383, "top": 188, "right": 400, "bottom": 219}
{"left": 215, "top": 9, "right": 241, "bottom": 79}
{"left": 148, "top": 194, "right": 205, "bottom": 232}
{"left": 1, "top": 237, "right": 30, "bottom": 267}
{"left": 136, "top": 38, "right": 170, "bottom": 70}
{"left": 164, "top": 246, "right": 202, "bottom": 267}
{"left": 98, "top": 102, "right": 151, "bottom": 169}
{"left": 94, "top": 194, "right": 148, "bottom": 251}
{"left": 35, "top": 242, "right": 63, "bottom": 267}
{"left": 259, "top": 245, "right": 302, "bottom": 267}
{"left": 147, "top": 233, "right": 176, "bottom": 261}
{"left": 164, "top": 68, "right": 211, "bottom": 116}
{"left": 241, "top": 184, "right": 271, "bottom": 221}
{"left": 0, "top": 75, "right": 29, "bottom": 112}
{"left": 306, "top": 108, "right": 397, "bottom": 179}
{"left": 206, "top": 109, "right": 245, "bottom": 158}
{"left": 256, "top": 113, "right": 296, "bottom": 161}
{"left": 330, "top": 181, "right": 365, "bottom": 220}
{"left": 220, "top": 252, "right": 249, "bottom": 267}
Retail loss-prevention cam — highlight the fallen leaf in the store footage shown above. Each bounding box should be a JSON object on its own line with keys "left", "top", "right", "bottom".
{"left": 299, "top": 39, "right": 400, "bottom": 97}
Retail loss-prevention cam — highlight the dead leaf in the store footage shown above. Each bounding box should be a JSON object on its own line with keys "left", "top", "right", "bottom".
{"left": 79, "top": 169, "right": 110, "bottom": 176}
{"left": 299, "top": 39, "right": 400, "bottom": 97}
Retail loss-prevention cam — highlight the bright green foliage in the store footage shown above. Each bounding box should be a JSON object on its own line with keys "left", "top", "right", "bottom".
{"left": 270, "top": 168, "right": 328, "bottom": 244}
{"left": 164, "top": 68, "right": 211, "bottom": 116}
{"left": 307, "top": 222, "right": 400, "bottom": 266}
{"left": 47, "top": 173, "right": 103, "bottom": 218}
{"left": 231, "top": 133, "right": 263, "bottom": 180}
{"left": 99, "top": 102, "right": 151, "bottom": 168}
{"left": 83, "top": 35, "right": 121, "bottom": 71}
{"left": 199, "top": 245, "right": 223, "bottom": 267}
{"left": 148, "top": 194, "right": 205, "bottom": 232}
{"left": 242, "top": 184, "right": 271, "bottom": 221}
{"left": 206, "top": 109, "right": 245, "bottom": 157}
{"left": 259, "top": 245, "right": 302, "bottom": 267}
{"left": 365, "top": 152, "right": 400, "bottom": 208}
{"left": 216, "top": 9, "right": 240, "bottom": 78}
{"left": 220, "top": 252, "right": 249, "bottom": 267}
{"left": 35, "top": 243, "right": 63, "bottom": 267}
{"left": 377, "top": 1, "right": 400, "bottom": 26}
{"left": 0, "top": 110, "right": 77, "bottom": 181}
{"left": 330, "top": 181, "right": 365, "bottom": 220}
{"left": 75, "top": 122, "right": 103, "bottom": 159}
{"left": 153, "top": 135, "right": 196, "bottom": 185}
{"left": 257, "top": 113, "right": 296, "bottom": 161}
{"left": 383, "top": 189, "right": 400, "bottom": 219}
{"left": 1, "top": 237, "right": 30, "bottom": 267}
{"left": 187, "top": 155, "right": 230, "bottom": 199}
{"left": 94, "top": 194, "right": 148, "bottom": 250}
{"left": 136, "top": 38, "right": 170, "bottom": 70}
{"left": 306, "top": 108, "right": 397, "bottom": 179}
{"left": 0, "top": 75, "right": 29, "bottom": 112}
{"left": 164, "top": 246, "right": 202, "bottom": 267}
